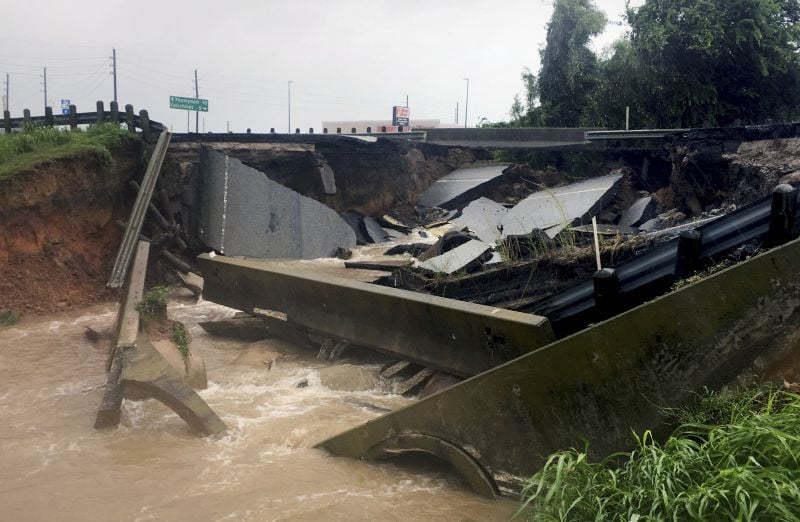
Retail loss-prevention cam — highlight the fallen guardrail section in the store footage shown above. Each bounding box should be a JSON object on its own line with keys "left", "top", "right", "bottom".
{"left": 196, "top": 255, "right": 556, "bottom": 378}
{"left": 95, "top": 240, "right": 226, "bottom": 436}
{"left": 318, "top": 235, "right": 800, "bottom": 498}
{"left": 530, "top": 183, "right": 796, "bottom": 335}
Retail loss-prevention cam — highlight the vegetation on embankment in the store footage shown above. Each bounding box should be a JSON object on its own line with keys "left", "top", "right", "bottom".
{"left": 517, "top": 386, "right": 800, "bottom": 521}
{"left": 0, "top": 123, "right": 136, "bottom": 181}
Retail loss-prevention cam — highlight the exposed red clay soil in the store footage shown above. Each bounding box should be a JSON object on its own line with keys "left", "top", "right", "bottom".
{"left": 0, "top": 144, "right": 143, "bottom": 317}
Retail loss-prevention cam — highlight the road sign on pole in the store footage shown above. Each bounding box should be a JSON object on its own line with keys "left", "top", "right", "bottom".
{"left": 170, "top": 96, "right": 208, "bottom": 112}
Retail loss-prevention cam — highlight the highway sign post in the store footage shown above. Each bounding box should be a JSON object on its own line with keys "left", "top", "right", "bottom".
{"left": 169, "top": 96, "right": 208, "bottom": 112}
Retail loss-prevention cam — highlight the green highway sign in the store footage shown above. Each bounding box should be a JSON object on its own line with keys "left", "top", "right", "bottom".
{"left": 169, "top": 96, "right": 208, "bottom": 112}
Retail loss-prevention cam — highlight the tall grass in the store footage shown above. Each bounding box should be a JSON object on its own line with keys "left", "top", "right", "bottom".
{"left": 0, "top": 123, "right": 133, "bottom": 180}
{"left": 517, "top": 387, "right": 800, "bottom": 521}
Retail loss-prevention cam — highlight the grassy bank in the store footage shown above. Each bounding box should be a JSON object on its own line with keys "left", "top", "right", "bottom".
{"left": 0, "top": 123, "right": 135, "bottom": 181}
{"left": 517, "top": 387, "right": 800, "bottom": 521}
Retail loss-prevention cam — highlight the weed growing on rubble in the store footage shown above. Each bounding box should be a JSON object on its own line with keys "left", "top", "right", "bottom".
{"left": 172, "top": 321, "right": 189, "bottom": 359}
{"left": 516, "top": 386, "right": 800, "bottom": 521}
{"left": 0, "top": 123, "right": 133, "bottom": 180}
{"left": 135, "top": 285, "right": 169, "bottom": 326}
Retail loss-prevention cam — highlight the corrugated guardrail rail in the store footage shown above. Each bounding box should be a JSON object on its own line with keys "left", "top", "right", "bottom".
{"left": 531, "top": 187, "right": 790, "bottom": 333}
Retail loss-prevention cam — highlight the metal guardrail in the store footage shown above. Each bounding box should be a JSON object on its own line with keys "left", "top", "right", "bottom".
{"left": 584, "top": 129, "right": 689, "bottom": 141}
{"left": 532, "top": 189, "right": 784, "bottom": 330}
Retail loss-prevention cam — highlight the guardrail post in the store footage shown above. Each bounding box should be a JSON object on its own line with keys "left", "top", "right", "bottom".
{"left": 3, "top": 110, "right": 10, "bottom": 134}
{"left": 110, "top": 101, "right": 119, "bottom": 124}
{"left": 125, "top": 105, "right": 135, "bottom": 132}
{"left": 69, "top": 105, "right": 78, "bottom": 129}
{"left": 139, "top": 110, "right": 152, "bottom": 142}
{"left": 96, "top": 101, "right": 105, "bottom": 123}
{"left": 768, "top": 184, "right": 796, "bottom": 246}
{"left": 44, "top": 106, "right": 54, "bottom": 126}
{"left": 23, "top": 109, "right": 30, "bottom": 127}
{"left": 593, "top": 268, "right": 620, "bottom": 320}
{"left": 674, "top": 230, "right": 703, "bottom": 279}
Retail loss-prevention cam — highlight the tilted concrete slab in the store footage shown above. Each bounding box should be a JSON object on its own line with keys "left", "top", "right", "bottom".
{"left": 417, "top": 165, "right": 509, "bottom": 210}
{"left": 197, "top": 254, "right": 555, "bottom": 377}
{"left": 319, "top": 237, "right": 800, "bottom": 498}
{"left": 619, "top": 196, "right": 656, "bottom": 228}
{"left": 502, "top": 173, "right": 623, "bottom": 239}
{"left": 199, "top": 147, "right": 355, "bottom": 259}
{"left": 451, "top": 197, "right": 509, "bottom": 244}
{"left": 417, "top": 239, "right": 492, "bottom": 275}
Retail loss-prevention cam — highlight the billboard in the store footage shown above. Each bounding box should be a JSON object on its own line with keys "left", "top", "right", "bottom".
{"left": 392, "top": 106, "right": 410, "bottom": 127}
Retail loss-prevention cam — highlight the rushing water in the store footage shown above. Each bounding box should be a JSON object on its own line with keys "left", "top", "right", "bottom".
{"left": 0, "top": 300, "right": 516, "bottom": 521}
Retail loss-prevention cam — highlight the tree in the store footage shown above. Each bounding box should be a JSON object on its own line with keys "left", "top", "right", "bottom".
{"left": 626, "top": 0, "right": 800, "bottom": 127}
{"left": 537, "top": 0, "right": 607, "bottom": 126}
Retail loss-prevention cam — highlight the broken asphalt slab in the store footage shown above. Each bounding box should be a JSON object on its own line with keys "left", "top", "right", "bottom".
{"left": 451, "top": 197, "right": 509, "bottom": 244}
{"left": 200, "top": 147, "right": 356, "bottom": 259}
{"left": 618, "top": 196, "right": 656, "bottom": 228}
{"left": 501, "top": 173, "right": 624, "bottom": 239}
{"left": 417, "top": 165, "right": 510, "bottom": 210}
{"left": 417, "top": 239, "right": 493, "bottom": 274}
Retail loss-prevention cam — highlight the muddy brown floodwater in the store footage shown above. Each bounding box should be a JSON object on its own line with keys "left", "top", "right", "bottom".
{"left": 0, "top": 300, "right": 517, "bottom": 521}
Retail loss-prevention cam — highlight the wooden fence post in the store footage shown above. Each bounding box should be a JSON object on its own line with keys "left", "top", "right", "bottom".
{"left": 139, "top": 109, "right": 152, "bottom": 142}
{"left": 125, "top": 104, "right": 135, "bottom": 132}
{"left": 110, "top": 101, "right": 119, "bottom": 124}
{"left": 69, "top": 105, "right": 78, "bottom": 129}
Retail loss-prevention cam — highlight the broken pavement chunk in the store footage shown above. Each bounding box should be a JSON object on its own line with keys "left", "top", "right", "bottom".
{"left": 451, "top": 197, "right": 509, "bottom": 244}
{"left": 618, "top": 196, "right": 656, "bottom": 227}
{"left": 501, "top": 173, "right": 623, "bottom": 239}
{"left": 362, "top": 216, "right": 389, "bottom": 243}
{"left": 200, "top": 147, "right": 355, "bottom": 259}
{"left": 417, "top": 239, "right": 492, "bottom": 275}
{"left": 417, "top": 165, "right": 510, "bottom": 210}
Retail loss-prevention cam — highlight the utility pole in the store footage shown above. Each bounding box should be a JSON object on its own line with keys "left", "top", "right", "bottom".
{"left": 41, "top": 67, "right": 47, "bottom": 110}
{"left": 110, "top": 48, "right": 117, "bottom": 103}
{"left": 463, "top": 77, "right": 469, "bottom": 129}
{"left": 287, "top": 80, "right": 293, "bottom": 133}
{"left": 194, "top": 69, "right": 199, "bottom": 134}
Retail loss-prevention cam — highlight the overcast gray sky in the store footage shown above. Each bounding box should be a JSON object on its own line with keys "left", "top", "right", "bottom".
{"left": 3, "top": 1, "right": 641, "bottom": 133}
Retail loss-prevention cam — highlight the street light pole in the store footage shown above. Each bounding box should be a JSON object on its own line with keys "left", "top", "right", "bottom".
{"left": 463, "top": 77, "right": 469, "bottom": 129}
{"left": 288, "top": 80, "right": 293, "bottom": 133}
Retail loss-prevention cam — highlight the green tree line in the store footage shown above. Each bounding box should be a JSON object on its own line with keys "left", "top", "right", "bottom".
{"left": 499, "top": 0, "right": 800, "bottom": 129}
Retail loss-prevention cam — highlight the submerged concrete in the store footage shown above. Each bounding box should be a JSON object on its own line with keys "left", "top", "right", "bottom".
{"left": 197, "top": 254, "right": 555, "bottom": 377}
{"left": 319, "top": 237, "right": 800, "bottom": 498}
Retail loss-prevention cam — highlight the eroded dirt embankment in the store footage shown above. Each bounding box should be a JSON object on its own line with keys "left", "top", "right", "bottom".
{"left": 0, "top": 141, "right": 144, "bottom": 317}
